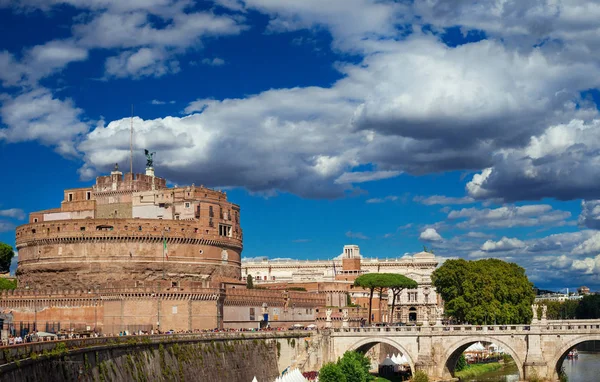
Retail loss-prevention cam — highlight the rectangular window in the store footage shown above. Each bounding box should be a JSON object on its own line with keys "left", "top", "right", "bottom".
{"left": 68, "top": 193, "right": 73, "bottom": 202}
{"left": 80, "top": 227, "right": 86, "bottom": 231}
{"left": 219, "top": 224, "right": 232, "bottom": 237}
{"left": 249, "top": 308, "right": 255, "bottom": 321}
{"left": 209, "top": 206, "right": 214, "bottom": 217}
{"left": 34, "top": 218, "right": 38, "bottom": 223}
{"left": 86, "top": 191, "right": 91, "bottom": 200}
{"left": 172, "top": 306, "right": 178, "bottom": 314}
{"left": 185, "top": 202, "right": 190, "bottom": 208}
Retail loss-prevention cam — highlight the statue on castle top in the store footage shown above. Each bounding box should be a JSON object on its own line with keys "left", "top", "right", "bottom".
{"left": 144, "top": 149, "right": 156, "bottom": 168}
{"left": 342, "top": 309, "right": 349, "bottom": 321}
{"left": 532, "top": 304, "right": 538, "bottom": 320}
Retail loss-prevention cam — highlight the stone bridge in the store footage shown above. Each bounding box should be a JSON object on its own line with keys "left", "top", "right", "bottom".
{"left": 325, "top": 319, "right": 600, "bottom": 381}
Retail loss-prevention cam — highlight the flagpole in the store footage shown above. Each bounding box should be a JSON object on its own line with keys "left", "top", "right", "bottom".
{"left": 162, "top": 230, "right": 165, "bottom": 279}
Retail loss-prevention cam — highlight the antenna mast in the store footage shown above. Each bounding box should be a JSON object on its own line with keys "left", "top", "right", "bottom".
{"left": 130, "top": 105, "right": 134, "bottom": 174}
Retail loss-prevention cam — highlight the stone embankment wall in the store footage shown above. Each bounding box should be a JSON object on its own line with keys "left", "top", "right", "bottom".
{"left": 0, "top": 332, "right": 315, "bottom": 382}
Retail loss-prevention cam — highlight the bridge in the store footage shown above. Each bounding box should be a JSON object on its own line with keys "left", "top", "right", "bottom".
{"left": 326, "top": 320, "right": 600, "bottom": 381}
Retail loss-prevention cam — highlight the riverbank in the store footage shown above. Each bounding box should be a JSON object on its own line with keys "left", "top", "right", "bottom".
{"left": 455, "top": 362, "right": 503, "bottom": 379}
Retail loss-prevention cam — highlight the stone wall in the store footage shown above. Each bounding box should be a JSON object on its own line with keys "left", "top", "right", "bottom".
{"left": 0, "top": 333, "right": 311, "bottom": 382}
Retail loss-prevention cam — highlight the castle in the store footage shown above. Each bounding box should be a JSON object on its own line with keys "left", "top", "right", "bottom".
{"left": 2, "top": 162, "right": 323, "bottom": 335}
{"left": 16, "top": 163, "right": 242, "bottom": 289}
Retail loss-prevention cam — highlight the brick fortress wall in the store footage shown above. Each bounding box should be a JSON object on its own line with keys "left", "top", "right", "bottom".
{"left": 15, "top": 168, "right": 243, "bottom": 289}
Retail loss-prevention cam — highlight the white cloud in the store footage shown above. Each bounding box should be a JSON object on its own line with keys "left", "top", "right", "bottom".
{"left": 414, "top": 195, "right": 475, "bottom": 205}
{"left": 420, "top": 228, "right": 443, "bottom": 242}
{"left": 105, "top": 48, "right": 180, "bottom": 79}
{"left": 467, "top": 120, "right": 600, "bottom": 202}
{"left": 578, "top": 200, "right": 600, "bottom": 229}
{"left": 0, "top": 87, "right": 90, "bottom": 155}
{"left": 0, "top": 208, "right": 25, "bottom": 220}
{"left": 447, "top": 204, "right": 572, "bottom": 229}
{"left": 346, "top": 231, "right": 368, "bottom": 240}
{"left": 481, "top": 237, "right": 525, "bottom": 252}
{"left": 571, "top": 232, "right": 600, "bottom": 255}
{"left": 571, "top": 254, "right": 600, "bottom": 275}
{"left": 0, "top": 221, "right": 14, "bottom": 233}
{"left": 202, "top": 57, "right": 225, "bottom": 66}
{"left": 151, "top": 99, "right": 176, "bottom": 105}
{"left": 366, "top": 195, "right": 398, "bottom": 204}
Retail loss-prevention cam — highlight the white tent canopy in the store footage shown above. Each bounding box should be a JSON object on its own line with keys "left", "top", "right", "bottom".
{"left": 465, "top": 342, "right": 486, "bottom": 352}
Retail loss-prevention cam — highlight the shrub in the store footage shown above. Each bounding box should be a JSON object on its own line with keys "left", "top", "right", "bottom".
{"left": 411, "top": 371, "right": 429, "bottom": 382}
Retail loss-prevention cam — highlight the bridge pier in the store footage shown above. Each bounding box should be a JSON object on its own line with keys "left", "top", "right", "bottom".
{"left": 524, "top": 333, "right": 548, "bottom": 381}
{"left": 415, "top": 335, "right": 436, "bottom": 377}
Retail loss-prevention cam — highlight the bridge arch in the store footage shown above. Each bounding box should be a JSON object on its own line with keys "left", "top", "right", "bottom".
{"left": 347, "top": 337, "right": 416, "bottom": 375}
{"left": 442, "top": 336, "right": 524, "bottom": 380}
{"left": 551, "top": 334, "right": 600, "bottom": 379}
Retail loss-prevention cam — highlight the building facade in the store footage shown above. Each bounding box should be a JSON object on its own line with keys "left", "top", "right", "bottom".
{"left": 16, "top": 164, "right": 243, "bottom": 289}
{"left": 242, "top": 245, "right": 441, "bottom": 324}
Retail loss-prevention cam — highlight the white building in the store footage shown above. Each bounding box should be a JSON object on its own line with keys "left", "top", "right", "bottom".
{"left": 242, "top": 245, "right": 442, "bottom": 323}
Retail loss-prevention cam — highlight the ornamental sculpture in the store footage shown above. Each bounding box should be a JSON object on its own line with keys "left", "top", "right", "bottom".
{"left": 144, "top": 149, "right": 156, "bottom": 168}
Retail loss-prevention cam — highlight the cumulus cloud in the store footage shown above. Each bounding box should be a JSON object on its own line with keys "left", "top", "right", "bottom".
{"left": 420, "top": 228, "right": 443, "bottom": 242}
{"left": 105, "top": 48, "right": 180, "bottom": 79}
{"left": 0, "top": 87, "right": 90, "bottom": 155}
{"left": 467, "top": 120, "right": 600, "bottom": 202}
{"left": 447, "top": 204, "right": 572, "bottom": 229}
{"left": 0, "top": 208, "right": 25, "bottom": 220}
{"left": 481, "top": 237, "right": 525, "bottom": 252}
{"left": 578, "top": 200, "right": 600, "bottom": 230}
{"left": 571, "top": 232, "right": 600, "bottom": 255}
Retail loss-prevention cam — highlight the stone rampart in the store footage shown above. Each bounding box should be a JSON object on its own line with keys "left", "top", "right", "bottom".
{"left": 0, "top": 332, "right": 312, "bottom": 382}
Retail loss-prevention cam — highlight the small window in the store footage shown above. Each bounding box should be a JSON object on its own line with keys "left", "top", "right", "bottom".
{"left": 171, "top": 281, "right": 178, "bottom": 288}
{"left": 80, "top": 227, "right": 86, "bottom": 231}
{"left": 57, "top": 227, "right": 60, "bottom": 232}
{"left": 194, "top": 228, "right": 198, "bottom": 233}
{"left": 86, "top": 191, "right": 91, "bottom": 200}
{"left": 68, "top": 193, "right": 73, "bottom": 202}
{"left": 138, "top": 226, "right": 142, "bottom": 231}
{"left": 32, "top": 229, "right": 36, "bottom": 234}
{"left": 34, "top": 218, "right": 38, "bottom": 223}
{"left": 175, "top": 215, "right": 180, "bottom": 220}
{"left": 185, "top": 202, "right": 190, "bottom": 208}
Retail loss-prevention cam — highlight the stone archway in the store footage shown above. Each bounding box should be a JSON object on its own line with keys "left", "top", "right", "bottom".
{"left": 550, "top": 334, "right": 600, "bottom": 381}
{"left": 441, "top": 336, "right": 525, "bottom": 380}
{"left": 347, "top": 337, "right": 416, "bottom": 376}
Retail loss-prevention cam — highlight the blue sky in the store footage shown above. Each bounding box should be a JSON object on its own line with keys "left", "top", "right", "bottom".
{"left": 1, "top": 0, "right": 600, "bottom": 290}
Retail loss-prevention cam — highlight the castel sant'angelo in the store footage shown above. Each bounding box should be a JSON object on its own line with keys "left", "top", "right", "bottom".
{"left": 17, "top": 160, "right": 243, "bottom": 289}
{"left": 0, "top": 157, "right": 324, "bottom": 335}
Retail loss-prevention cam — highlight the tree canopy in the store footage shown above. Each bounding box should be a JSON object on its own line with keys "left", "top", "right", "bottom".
{"left": 246, "top": 274, "right": 254, "bottom": 289}
{"left": 0, "top": 243, "right": 14, "bottom": 274}
{"left": 576, "top": 294, "right": 600, "bottom": 319}
{"left": 354, "top": 273, "right": 417, "bottom": 324}
{"left": 319, "top": 362, "right": 346, "bottom": 382}
{"left": 432, "top": 258, "right": 535, "bottom": 324}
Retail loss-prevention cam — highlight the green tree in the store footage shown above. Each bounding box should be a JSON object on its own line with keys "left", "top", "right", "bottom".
{"left": 0, "top": 243, "right": 14, "bottom": 274}
{"left": 319, "top": 362, "right": 346, "bottom": 382}
{"left": 537, "top": 300, "right": 579, "bottom": 319}
{"left": 411, "top": 370, "right": 429, "bottom": 382}
{"left": 455, "top": 354, "right": 468, "bottom": 372}
{"left": 432, "top": 258, "right": 535, "bottom": 324}
{"left": 576, "top": 294, "right": 600, "bottom": 319}
{"left": 354, "top": 273, "right": 400, "bottom": 325}
{"left": 0, "top": 278, "right": 17, "bottom": 290}
{"left": 389, "top": 274, "right": 418, "bottom": 323}
{"left": 337, "top": 351, "right": 372, "bottom": 382}
{"left": 246, "top": 274, "right": 254, "bottom": 289}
